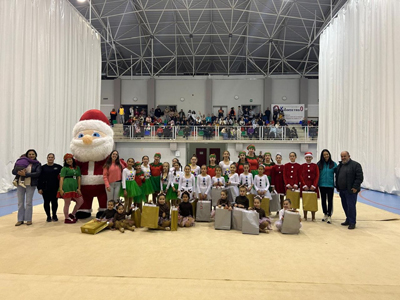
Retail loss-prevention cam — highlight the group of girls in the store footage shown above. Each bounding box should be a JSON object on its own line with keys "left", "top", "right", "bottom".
{"left": 57, "top": 146, "right": 335, "bottom": 228}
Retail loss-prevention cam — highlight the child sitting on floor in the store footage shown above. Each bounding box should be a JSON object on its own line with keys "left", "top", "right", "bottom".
{"left": 234, "top": 185, "right": 250, "bottom": 209}
{"left": 113, "top": 204, "right": 135, "bottom": 233}
{"left": 157, "top": 193, "right": 171, "bottom": 231}
{"left": 96, "top": 200, "right": 116, "bottom": 229}
{"left": 177, "top": 191, "right": 195, "bottom": 227}
{"left": 250, "top": 196, "right": 272, "bottom": 233}
{"left": 275, "top": 199, "right": 302, "bottom": 231}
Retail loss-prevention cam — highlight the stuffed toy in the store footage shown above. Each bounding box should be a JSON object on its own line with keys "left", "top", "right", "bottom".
{"left": 70, "top": 109, "right": 114, "bottom": 219}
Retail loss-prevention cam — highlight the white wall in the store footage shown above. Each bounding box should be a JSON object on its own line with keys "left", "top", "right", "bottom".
{"left": 116, "top": 143, "right": 187, "bottom": 167}
{"left": 308, "top": 79, "right": 319, "bottom": 104}
{"left": 212, "top": 79, "right": 264, "bottom": 109}
{"left": 156, "top": 79, "right": 206, "bottom": 114}
{"left": 121, "top": 79, "right": 148, "bottom": 105}
{"left": 100, "top": 80, "right": 115, "bottom": 117}
{"left": 271, "top": 79, "right": 300, "bottom": 104}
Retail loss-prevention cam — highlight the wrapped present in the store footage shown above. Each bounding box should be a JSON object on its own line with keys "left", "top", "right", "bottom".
{"left": 281, "top": 210, "right": 301, "bottom": 234}
{"left": 211, "top": 188, "right": 223, "bottom": 206}
{"left": 302, "top": 191, "right": 318, "bottom": 212}
{"left": 214, "top": 208, "right": 231, "bottom": 230}
{"left": 81, "top": 219, "right": 108, "bottom": 235}
{"left": 270, "top": 193, "right": 281, "bottom": 212}
{"left": 130, "top": 207, "right": 142, "bottom": 228}
{"left": 260, "top": 197, "right": 270, "bottom": 215}
{"left": 196, "top": 200, "right": 212, "bottom": 222}
{"left": 190, "top": 199, "right": 198, "bottom": 219}
{"left": 232, "top": 207, "right": 245, "bottom": 231}
{"left": 286, "top": 189, "right": 300, "bottom": 209}
{"left": 141, "top": 204, "right": 159, "bottom": 228}
{"left": 171, "top": 207, "right": 178, "bottom": 231}
{"left": 247, "top": 193, "right": 255, "bottom": 208}
{"left": 242, "top": 210, "right": 259, "bottom": 235}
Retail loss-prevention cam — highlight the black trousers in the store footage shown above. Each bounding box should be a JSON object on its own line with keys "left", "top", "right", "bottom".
{"left": 319, "top": 186, "right": 334, "bottom": 216}
{"left": 43, "top": 190, "right": 59, "bottom": 217}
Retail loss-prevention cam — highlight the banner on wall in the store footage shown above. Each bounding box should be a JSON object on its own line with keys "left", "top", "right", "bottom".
{"left": 271, "top": 104, "right": 305, "bottom": 123}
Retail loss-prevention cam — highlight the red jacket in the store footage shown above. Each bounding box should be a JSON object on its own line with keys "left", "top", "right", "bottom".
{"left": 283, "top": 162, "right": 301, "bottom": 188}
{"left": 150, "top": 163, "right": 163, "bottom": 177}
{"left": 271, "top": 164, "right": 285, "bottom": 194}
{"left": 300, "top": 163, "right": 320, "bottom": 197}
{"left": 76, "top": 158, "right": 107, "bottom": 186}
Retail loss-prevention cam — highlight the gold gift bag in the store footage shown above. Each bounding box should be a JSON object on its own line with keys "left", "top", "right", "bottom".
{"left": 130, "top": 207, "right": 142, "bottom": 228}
{"left": 286, "top": 189, "right": 300, "bottom": 209}
{"left": 80, "top": 219, "right": 108, "bottom": 235}
{"left": 247, "top": 193, "right": 255, "bottom": 208}
{"left": 190, "top": 199, "right": 198, "bottom": 219}
{"left": 141, "top": 204, "right": 159, "bottom": 228}
{"left": 302, "top": 191, "right": 318, "bottom": 212}
{"left": 171, "top": 207, "right": 178, "bottom": 231}
{"left": 260, "top": 198, "right": 270, "bottom": 215}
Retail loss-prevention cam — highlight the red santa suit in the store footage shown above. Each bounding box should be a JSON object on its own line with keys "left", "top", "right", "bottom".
{"left": 271, "top": 164, "right": 285, "bottom": 194}
{"left": 283, "top": 162, "right": 301, "bottom": 191}
{"left": 300, "top": 162, "right": 320, "bottom": 198}
{"left": 70, "top": 109, "right": 114, "bottom": 219}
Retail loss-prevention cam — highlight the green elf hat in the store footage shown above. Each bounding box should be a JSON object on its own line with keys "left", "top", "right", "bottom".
{"left": 134, "top": 162, "right": 141, "bottom": 167}
{"left": 238, "top": 151, "right": 246, "bottom": 157}
{"left": 247, "top": 144, "right": 255, "bottom": 150}
{"left": 264, "top": 152, "right": 272, "bottom": 157}
{"left": 209, "top": 154, "right": 216, "bottom": 158}
{"left": 154, "top": 153, "right": 161, "bottom": 159}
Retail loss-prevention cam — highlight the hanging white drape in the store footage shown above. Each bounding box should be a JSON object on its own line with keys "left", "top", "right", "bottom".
{"left": 318, "top": 0, "right": 400, "bottom": 194}
{"left": 0, "top": 0, "right": 101, "bottom": 193}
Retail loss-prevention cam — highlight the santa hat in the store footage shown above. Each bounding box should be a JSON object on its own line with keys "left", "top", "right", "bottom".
{"left": 304, "top": 152, "right": 313, "bottom": 157}
{"left": 72, "top": 109, "right": 114, "bottom": 138}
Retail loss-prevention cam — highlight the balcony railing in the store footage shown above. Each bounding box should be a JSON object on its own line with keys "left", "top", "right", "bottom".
{"left": 118, "top": 125, "right": 318, "bottom": 142}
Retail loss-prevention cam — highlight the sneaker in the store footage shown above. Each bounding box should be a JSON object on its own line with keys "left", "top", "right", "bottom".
{"left": 64, "top": 218, "right": 75, "bottom": 224}
{"left": 348, "top": 224, "right": 356, "bottom": 230}
{"left": 26, "top": 221, "right": 32, "bottom": 225}
{"left": 15, "top": 221, "right": 24, "bottom": 226}
{"left": 327, "top": 216, "right": 332, "bottom": 224}
{"left": 68, "top": 214, "right": 76, "bottom": 220}
{"left": 52, "top": 215, "right": 58, "bottom": 222}
{"left": 322, "top": 214, "right": 328, "bottom": 222}
{"left": 165, "top": 227, "right": 171, "bottom": 231}
{"left": 19, "top": 182, "right": 26, "bottom": 188}
{"left": 12, "top": 180, "right": 18, "bottom": 187}
{"left": 46, "top": 216, "right": 52, "bottom": 222}
{"left": 119, "top": 227, "right": 125, "bottom": 233}
{"left": 341, "top": 221, "right": 349, "bottom": 226}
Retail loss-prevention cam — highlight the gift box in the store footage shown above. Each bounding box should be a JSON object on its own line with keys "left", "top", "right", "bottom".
{"left": 286, "top": 189, "right": 300, "bottom": 209}
{"left": 270, "top": 193, "right": 281, "bottom": 212}
{"left": 80, "top": 219, "right": 108, "bottom": 235}
{"left": 196, "top": 200, "right": 212, "bottom": 222}
{"left": 302, "top": 191, "right": 318, "bottom": 212}
{"left": 190, "top": 199, "right": 198, "bottom": 219}
{"left": 214, "top": 208, "right": 231, "bottom": 230}
{"left": 247, "top": 193, "right": 255, "bottom": 208}
{"left": 241, "top": 210, "right": 259, "bottom": 235}
{"left": 130, "top": 207, "right": 142, "bottom": 228}
{"left": 141, "top": 204, "right": 159, "bottom": 228}
{"left": 260, "top": 197, "right": 270, "bottom": 215}
{"left": 171, "top": 207, "right": 178, "bottom": 231}
{"left": 281, "top": 210, "right": 301, "bottom": 234}
{"left": 232, "top": 207, "right": 245, "bottom": 231}
{"left": 211, "top": 188, "right": 222, "bottom": 206}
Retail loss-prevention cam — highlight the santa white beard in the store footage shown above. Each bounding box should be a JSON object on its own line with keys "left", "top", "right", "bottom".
{"left": 70, "top": 136, "right": 114, "bottom": 162}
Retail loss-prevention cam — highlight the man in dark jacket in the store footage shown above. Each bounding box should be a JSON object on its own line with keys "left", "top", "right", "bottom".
{"left": 335, "top": 151, "right": 363, "bottom": 230}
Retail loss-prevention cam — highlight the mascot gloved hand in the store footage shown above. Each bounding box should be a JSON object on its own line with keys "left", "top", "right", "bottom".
{"left": 71, "top": 109, "right": 114, "bottom": 219}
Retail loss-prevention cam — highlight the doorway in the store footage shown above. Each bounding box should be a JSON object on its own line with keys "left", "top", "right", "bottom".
{"left": 187, "top": 144, "right": 225, "bottom": 166}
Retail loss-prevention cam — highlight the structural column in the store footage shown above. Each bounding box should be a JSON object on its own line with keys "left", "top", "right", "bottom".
{"left": 299, "top": 77, "right": 309, "bottom": 119}
{"left": 205, "top": 78, "right": 212, "bottom": 115}
{"left": 147, "top": 78, "right": 156, "bottom": 109}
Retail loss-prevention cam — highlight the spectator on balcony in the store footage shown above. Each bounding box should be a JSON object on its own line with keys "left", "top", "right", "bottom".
{"left": 110, "top": 109, "right": 117, "bottom": 125}
{"left": 229, "top": 107, "right": 236, "bottom": 118}
{"left": 178, "top": 109, "right": 185, "bottom": 120}
{"left": 218, "top": 107, "right": 224, "bottom": 118}
{"left": 149, "top": 107, "right": 155, "bottom": 118}
{"left": 155, "top": 106, "right": 162, "bottom": 118}
{"left": 264, "top": 107, "right": 271, "bottom": 123}
{"left": 279, "top": 119, "right": 288, "bottom": 126}
{"left": 129, "top": 106, "right": 134, "bottom": 118}
{"left": 249, "top": 108, "right": 255, "bottom": 120}
{"left": 206, "top": 114, "right": 212, "bottom": 124}
{"left": 187, "top": 109, "right": 192, "bottom": 120}
{"left": 237, "top": 106, "right": 243, "bottom": 118}
{"left": 243, "top": 107, "right": 249, "bottom": 119}
{"left": 119, "top": 105, "right": 125, "bottom": 124}
{"left": 239, "top": 117, "right": 245, "bottom": 126}
{"left": 273, "top": 107, "right": 279, "bottom": 124}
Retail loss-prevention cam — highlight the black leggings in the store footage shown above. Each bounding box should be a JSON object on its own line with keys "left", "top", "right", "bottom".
{"left": 319, "top": 186, "right": 334, "bottom": 216}
{"left": 43, "top": 190, "right": 59, "bottom": 217}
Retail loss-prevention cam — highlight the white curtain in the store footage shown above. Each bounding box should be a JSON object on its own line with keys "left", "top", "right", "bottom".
{"left": 0, "top": 0, "right": 101, "bottom": 193}
{"left": 318, "top": 0, "right": 400, "bottom": 194}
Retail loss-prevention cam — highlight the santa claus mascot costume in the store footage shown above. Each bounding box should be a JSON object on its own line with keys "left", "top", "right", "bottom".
{"left": 70, "top": 109, "right": 114, "bottom": 219}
